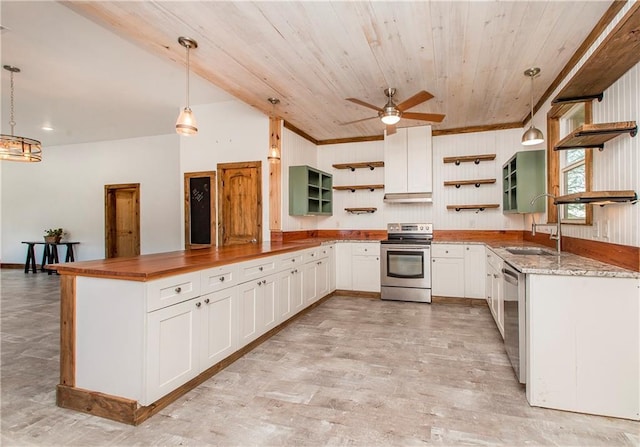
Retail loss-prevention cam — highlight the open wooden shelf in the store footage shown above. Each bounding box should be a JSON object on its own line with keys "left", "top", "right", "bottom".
{"left": 446, "top": 204, "right": 500, "bottom": 212}
{"left": 554, "top": 121, "right": 637, "bottom": 150}
{"left": 332, "top": 161, "right": 384, "bottom": 171}
{"left": 333, "top": 184, "right": 384, "bottom": 192}
{"left": 344, "top": 207, "right": 377, "bottom": 214}
{"left": 444, "top": 178, "right": 496, "bottom": 188}
{"left": 554, "top": 190, "right": 637, "bottom": 205}
{"left": 443, "top": 154, "right": 496, "bottom": 165}
{"left": 552, "top": 4, "right": 640, "bottom": 105}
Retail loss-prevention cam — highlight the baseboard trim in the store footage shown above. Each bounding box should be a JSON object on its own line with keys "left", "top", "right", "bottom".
{"left": 334, "top": 289, "right": 381, "bottom": 299}
{"left": 432, "top": 296, "right": 489, "bottom": 307}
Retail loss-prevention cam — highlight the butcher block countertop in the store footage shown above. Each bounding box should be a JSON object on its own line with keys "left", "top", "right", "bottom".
{"left": 51, "top": 240, "right": 336, "bottom": 281}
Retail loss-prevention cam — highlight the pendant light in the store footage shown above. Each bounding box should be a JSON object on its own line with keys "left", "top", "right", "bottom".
{"left": 267, "top": 97, "right": 280, "bottom": 161}
{"left": 175, "top": 37, "right": 198, "bottom": 136}
{"left": 0, "top": 65, "right": 42, "bottom": 162}
{"left": 521, "top": 67, "right": 544, "bottom": 146}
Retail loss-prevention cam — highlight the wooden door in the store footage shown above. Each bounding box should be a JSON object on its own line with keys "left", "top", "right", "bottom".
{"left": 218, "top": 161, "right": 262, "bottom": 246}
{"left": 105, "top": 184, "right": 140, "bottom": 258}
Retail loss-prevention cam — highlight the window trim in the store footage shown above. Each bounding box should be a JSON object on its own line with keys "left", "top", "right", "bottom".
{"left": 546, "top": 101, "right": 593, "bottom": 225}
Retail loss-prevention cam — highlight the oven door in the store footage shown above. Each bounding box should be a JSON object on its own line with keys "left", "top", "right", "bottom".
{"left": 381, "top": 245, "right": 431, "bottom": 288}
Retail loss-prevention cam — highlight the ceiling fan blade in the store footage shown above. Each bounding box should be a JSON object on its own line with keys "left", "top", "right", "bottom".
{"left": 340, "top": 116, "right": 378, "bottom": 125}
{"left": 386, "top": 124, "right": 397, "bottom": 136}
{"left": 396, "top": 90, "right": 434, "bottom": 111}
{"left": 346, "top": 98, "right": 383, "bottom": 112}
{"left": 402, "top": 112, "right": 446, "bottom": 123}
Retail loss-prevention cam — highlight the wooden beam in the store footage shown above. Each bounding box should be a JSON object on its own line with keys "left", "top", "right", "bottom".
{"left": 283, "top": 120, "right": 319, "bottom": 145}
{"left": 269, "top": 117, "right": 282, "bottom": 231}
{"left": 433, "top": 122, "right": 522, "bottom": 136}
{"left": 59, "top": 275, "right": 76, "bottom": 387}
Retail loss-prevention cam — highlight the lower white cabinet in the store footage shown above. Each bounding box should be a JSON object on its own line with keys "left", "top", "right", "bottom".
{"left": 432, "top": 243, "right": 485, "bottom": 299}
{"left": 485, "top": 248, "right": 504, "bottom": 337}
{"left": 238, "top": 272, "right": 279, "bottom": 348}
{"left": 431, "top": 244, "right": 465, "bottom": 297}
{"left": 277, "top": 267, "right": 301, "bottom": 323}
{"left": 146, "top": 285, "right": 240, "bottom": 405}
{"left": 146, "top": 297, "right": 201, "bottom": 405}
{"left": 336, "top": 242, "right": 381, "bottom": 293}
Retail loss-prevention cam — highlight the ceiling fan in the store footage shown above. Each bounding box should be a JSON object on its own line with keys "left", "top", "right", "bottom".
{"left": 344, "top": 88, "right": 445, "bottom": 135}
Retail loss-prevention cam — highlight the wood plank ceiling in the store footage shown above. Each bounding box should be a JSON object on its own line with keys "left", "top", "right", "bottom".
{"left": 66, "top": 1, "right": 615, "bottom": 142}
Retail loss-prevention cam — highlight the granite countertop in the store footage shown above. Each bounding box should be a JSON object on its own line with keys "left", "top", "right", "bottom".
{"left": 432, "top": 240, "right": 638, "bottom": 279}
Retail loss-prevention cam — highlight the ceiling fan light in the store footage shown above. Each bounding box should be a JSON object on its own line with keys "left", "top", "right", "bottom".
{"left": 521, "top": 125, "right": 544, "bottom": 146}
{"left": 176, "top": 107, "right": 198, "bottom": 136}
{"left": 380, "top": 109, "right": 401, "bottom": 125}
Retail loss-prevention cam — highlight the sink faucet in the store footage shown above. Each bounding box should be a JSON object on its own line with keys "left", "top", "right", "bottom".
{"left": 530, "top": 193, "right": 561, "bottom": 254}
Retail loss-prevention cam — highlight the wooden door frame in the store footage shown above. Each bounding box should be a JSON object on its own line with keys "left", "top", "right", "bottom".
{"left": 104, "top": 183, "right": 140, "bottom": 258}
{"left": 217, "top": 161, "right": 262, "bottom": 246}
{"left": 184, "top": 171, "right": 217, "bottom": 249}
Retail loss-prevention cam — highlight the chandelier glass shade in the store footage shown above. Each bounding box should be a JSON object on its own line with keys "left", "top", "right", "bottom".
{"left": 1, "top": 65, "right": 42, "bottom": 162}
{"left": 521, "top": 67, "right": 544, "bottom": 146}
{"left": 176, "top": 37, "right": 198, "bottom": 136}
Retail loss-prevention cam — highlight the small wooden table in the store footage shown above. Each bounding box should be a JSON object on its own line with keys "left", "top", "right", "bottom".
{"left": 22, "top": 241, "right": 80, "bottom": 273}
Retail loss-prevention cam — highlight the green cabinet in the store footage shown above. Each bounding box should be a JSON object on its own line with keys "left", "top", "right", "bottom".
{"left": 289, "top": 165, "right": 333, "bottom": 216}
{"left": 502, "top": 150, "right": 545, "bottom": 213}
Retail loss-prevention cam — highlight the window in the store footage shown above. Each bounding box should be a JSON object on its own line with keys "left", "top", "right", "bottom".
{"left": 548, "top": 102, "right": 593, "bottom": 225}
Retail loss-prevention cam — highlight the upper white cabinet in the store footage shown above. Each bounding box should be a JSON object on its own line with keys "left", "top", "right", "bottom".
{"left": 384, "top": 125, "right": 433, "bottom": 193}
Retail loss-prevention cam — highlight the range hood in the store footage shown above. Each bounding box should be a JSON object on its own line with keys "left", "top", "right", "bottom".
{"left": 383, "top": 192, "right": 433, "bottom": 203}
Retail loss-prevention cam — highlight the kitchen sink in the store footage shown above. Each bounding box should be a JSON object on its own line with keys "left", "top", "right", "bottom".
{"left": 505, "top": 247, "right": 556, "bottom": 256}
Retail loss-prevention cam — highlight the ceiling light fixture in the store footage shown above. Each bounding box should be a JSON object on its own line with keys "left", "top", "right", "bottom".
{"left": 267, "top": 97, "right": 280, "bottom": 161}
{"left": 0, "top": 65, "right": 42, "bottom": 162}
{"left": 522, "top": 67, "right": 544, "bottom": 146}
{"left": 175, "top": 37, "right": 198, "bottom": 136}
{"left": 379, "top": 88, "right": 401, "bottom": 125}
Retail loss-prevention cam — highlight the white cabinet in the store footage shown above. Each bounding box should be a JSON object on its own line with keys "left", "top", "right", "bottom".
{"left": 384, "top": 125, "right": 433, "bottom": 193}
{"left": 431, "top": 244, "right": 465, "bottom": 297}
{"left": 301, "top": 247, "right": 330, "bottom": 306}
{"left": 277, "top": 267, "right": 301, "bottom": 323}
{"left": 463, "top": 245, "right": 486, "bottom": 299}
{"left": 485, "top": 248, "right": 504, "bottom": 338}
{"left": 335, "top": 243, "right": 353, "bottom": 290}
{"left": 432, "top": 243, "right": 486, "bottom": 300}
{"left": 351, "top": 243, "right": 381, "bottom": 293}
{"left": 237, "top": 272, "right": 279, "bottom": 348}
{"left": 321, "top": 244, "right": 336, "bottom": 293}
{"left": 146, "top": 297, "right": 201, "bottom": 404}
{"left": 200, "top": 287, "right": 239, "bottom": 370}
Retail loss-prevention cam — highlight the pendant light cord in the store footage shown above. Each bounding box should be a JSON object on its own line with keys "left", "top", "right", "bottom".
{"left": 530, "top": 73, "right": 534, "bottom": 124}
{"left": 9, "top": 71, "right": 16, "bottom": 135}
{"left": 185, "top": 44, "right": 190, "bottom": 109}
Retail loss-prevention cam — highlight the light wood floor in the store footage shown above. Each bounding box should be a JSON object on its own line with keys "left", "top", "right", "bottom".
{"left": 1, "top": 269, "right": 638, "bottom": 446}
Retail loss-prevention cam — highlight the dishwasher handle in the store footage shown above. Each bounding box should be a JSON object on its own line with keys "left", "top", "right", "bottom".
{"left": 502, "top": 267, "right": 520, "bottom": 285}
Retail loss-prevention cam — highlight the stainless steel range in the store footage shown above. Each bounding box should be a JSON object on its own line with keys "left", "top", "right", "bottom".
{"left": 380, "top": 223, "right": 432, "bottom": 303}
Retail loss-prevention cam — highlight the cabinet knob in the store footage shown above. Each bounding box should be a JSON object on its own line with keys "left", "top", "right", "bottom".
{"left": 376, "top": 257, "right": 379, "bottom": 261}
{"left": 432, "top": 259, "right": 436, "bottom": 262}
{"left": 317, "top": 261, "right": 322, "bottom": 265}
{"left": 204, "top": 298, "right": 210, "bottom": 304}
{"left": 291, "top": 270, "right": 296, "bottom": 274}
{"left": 219, "top": 276, "right": 225, "bottom": 282}
{"left": 466, "top": 247, "right": 469, "bottom": 250}
{"left": 294, "top": 269, "right": 298, "bottom": 273}
{"left": 291, "top": 259, "right": 295, "bottom": 263}
{"left": 364, "top": 248, "right": 368, "bottom": 252}
{"left": 257, "top": 281, "right": 262, "bottom": 286}
{"left": 445, "top": 250, "right": 449, "bottom": 253}
{"left": 195, "top": 302, "right": 201, "bottom": 308}
{"left": 259, "top": 266, "right": 264, "bottom": 271}
{"left": 174, "top": 287, "right": 182, "bottom": 293}
{"left": 493, "top": 274, "right": 498, "bottom": 278}
{"left": 262, "top": 280, "right": 267, "bottom": 285}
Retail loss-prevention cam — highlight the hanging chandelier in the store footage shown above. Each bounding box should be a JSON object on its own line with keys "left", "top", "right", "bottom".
{"left": 0, "top": 65, "right": 42, "bottom": 162}
{"left": 175, "top": 37, "right": 198, "bottom": 136}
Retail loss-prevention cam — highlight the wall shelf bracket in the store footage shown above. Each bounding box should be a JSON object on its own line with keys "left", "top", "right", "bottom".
{"left": 446, "top": 204, "right": 500, "bottom": 213}
{"left": 552, "top": 93, "right": 603, "bottom": 105}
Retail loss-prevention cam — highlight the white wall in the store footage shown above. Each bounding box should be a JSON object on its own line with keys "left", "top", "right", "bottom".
{"left": 1, "top": 134, "right": 182, "bottom": 263}
{"left": 180, "top": 100, "right": 270, "bottom": 243}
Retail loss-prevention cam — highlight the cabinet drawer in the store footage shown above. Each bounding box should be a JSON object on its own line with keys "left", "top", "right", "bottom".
{"left": 238, "top": 257, "right": 277, "bottom": 283}
{"left": 317, "top": 245, "right": 332, "bottom": 259}
{"left": 431, "top": 244, "right": 464, "bottom": 258}
{"left": 146, "top": 272, "right": 201, "bottom": 312}
{"left": 279, "top": 252, "right": 304, "bottom": 270}
{"left": 303, "top": 248, "right": 320, "bottom": 263}
{"left": 352, "top": 242, "right": 380, "bottom": 256}
{"left": 201, "top": 264, "right": 238, "bottom": 294}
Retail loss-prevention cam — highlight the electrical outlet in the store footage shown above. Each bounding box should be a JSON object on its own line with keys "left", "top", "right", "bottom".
{"left": 593, "top": 221, "right": 600, "bottom": 238}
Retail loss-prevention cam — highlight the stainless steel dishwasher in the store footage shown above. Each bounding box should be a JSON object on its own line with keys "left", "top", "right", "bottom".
{"left": 502, "top": 262, "right": 526, "bottom": 384}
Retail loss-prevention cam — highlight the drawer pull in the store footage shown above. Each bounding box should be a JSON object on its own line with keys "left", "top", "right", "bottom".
{"left": 291, "top": 270, "right": 296, "bottom": 274}
{"left": 257, "top": 281, "right": 262, "bottom": 286}
{"left": 263, "top": 279, "right": 267, "bottom": 284}
{"left": 175, "top": 287, "right": 182, "bottom": 293}
{"left": 204, "top": 298, "right": 210, "bottom": 304}
{"left": 292, "top": 259, "right": 296, "bottom": 263}
{"left": 195, "top": 302, "right": 201, "bottom": 308}
{"left": 219, "top": 276, "right": 225, "bottom": 282}
{"left": 259, "top": 266, "right": 264, "bottom": 271}
{"left": 317, "top": 261, "right": 322, "bottom": 265}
